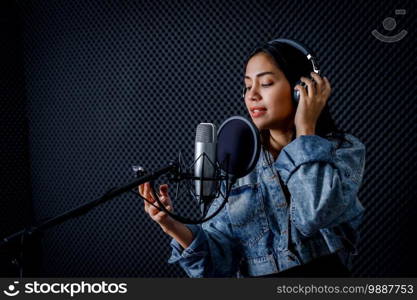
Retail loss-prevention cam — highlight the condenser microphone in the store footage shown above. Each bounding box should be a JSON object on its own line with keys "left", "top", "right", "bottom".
{"left": 194, "top": 123, "right": 218, "bottom": 203}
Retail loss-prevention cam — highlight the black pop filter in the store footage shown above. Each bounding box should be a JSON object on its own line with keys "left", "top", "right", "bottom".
{"left": 216, "top": 116, "right": 261, "bottom": 179}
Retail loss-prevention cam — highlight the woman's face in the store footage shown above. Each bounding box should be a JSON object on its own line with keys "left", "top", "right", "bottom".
{"left": 244, "top": 52, "right": 294, "bottom": 130}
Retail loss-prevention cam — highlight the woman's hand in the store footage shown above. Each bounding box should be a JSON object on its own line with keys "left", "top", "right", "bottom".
{"left": 294, "top": 72, "right": 332, "bottom": 137}
{"left": 138, "top": 182, "right": 177, "bottom": 232}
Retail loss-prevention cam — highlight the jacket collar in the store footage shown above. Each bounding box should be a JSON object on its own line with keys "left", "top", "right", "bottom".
{"left": 258, "top": 149, "right": 276, "bottom": 170}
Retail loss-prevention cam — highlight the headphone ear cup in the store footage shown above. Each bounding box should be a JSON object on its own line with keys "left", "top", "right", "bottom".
{"left": 292, "top": 80, "right": 302, "bottom": 105}
{"left": 293, "top": 80, "right": 310, "bottom": 105}
{"left": 292, "top": 89, "right": 300, "bottom": 105}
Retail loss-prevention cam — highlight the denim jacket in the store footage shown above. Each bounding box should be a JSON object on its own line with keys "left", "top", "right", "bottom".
{"left": 167, "top": 133, "right": 366, "bottom": 277}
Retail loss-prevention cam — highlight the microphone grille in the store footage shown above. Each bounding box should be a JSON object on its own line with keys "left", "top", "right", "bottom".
{"left": 196, "top": 123, "right": 217, "bottom": 143}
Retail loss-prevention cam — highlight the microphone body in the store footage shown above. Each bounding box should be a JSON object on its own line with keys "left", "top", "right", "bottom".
{"left": 194, "top": 123, "right": 218, "bottom": 203}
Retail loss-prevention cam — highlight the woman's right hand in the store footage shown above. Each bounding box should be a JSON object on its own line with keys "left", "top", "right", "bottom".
{"left": 138, "top": 182, "right": 177, "bottom": 232}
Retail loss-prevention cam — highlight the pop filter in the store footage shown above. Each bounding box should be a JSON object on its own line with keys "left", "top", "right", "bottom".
{"left": 216, "top": 116, "right": 261, "bottom": 179}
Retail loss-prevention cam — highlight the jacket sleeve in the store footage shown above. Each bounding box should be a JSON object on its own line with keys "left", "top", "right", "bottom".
{"left": 167, "top": 181, "right": 241, "bottom": 277}
{"left": 275, "top": 133, "right": 366, "bottom": 237}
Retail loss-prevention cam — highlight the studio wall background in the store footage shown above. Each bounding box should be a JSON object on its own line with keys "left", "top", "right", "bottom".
{"left": 1, "top": 0, "right": 415, "bottom": 277}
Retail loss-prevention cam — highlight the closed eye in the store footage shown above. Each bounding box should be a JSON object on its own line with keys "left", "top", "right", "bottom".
{"left": 245, "top": 83, "right": 273, "bottom": 90}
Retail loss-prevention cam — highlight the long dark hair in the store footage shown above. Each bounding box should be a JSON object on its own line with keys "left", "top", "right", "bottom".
{"left": 242, "top": 39, "right": 348, "bottom": 166}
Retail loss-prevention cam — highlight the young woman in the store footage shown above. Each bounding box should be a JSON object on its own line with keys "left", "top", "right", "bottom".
{"left": 138, "top": 39, "right": 366, "bottom": 278}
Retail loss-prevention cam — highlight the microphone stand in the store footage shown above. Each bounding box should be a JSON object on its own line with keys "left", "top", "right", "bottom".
{"left": 0, "top": 161, "right": 179, "bottom": 249}
{"left": 0, "top": 161, "right": 180, "bottom": 277}
{"left": 0, "top": 154, "right": 235, "bottom": 277}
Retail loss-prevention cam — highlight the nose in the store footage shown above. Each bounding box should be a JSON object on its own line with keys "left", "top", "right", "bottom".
{"left": 247, "top": 84, "right": 261, "bottom": 102}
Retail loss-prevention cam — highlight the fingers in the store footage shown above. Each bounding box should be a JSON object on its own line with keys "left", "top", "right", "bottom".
{"left": 153, "top": 192, "right": 172, "bottom": 213}
{"left": 153, "top": 206, "right": 173, "bottom": 223}
{"left": 139, "top": 183, "right": 168, "bottom": 200}
{"left": 149, "top": 200, "right": 172, "bottom": 219}
{"left": 310, "top": 72, "right": 324, "bottom": 91}
{"left": 153, "top": 195, "right": 173, "bottom": 221}
{"left": 311, "top": 72, "right": 331, "bottom": 96}
{"left": 144, "top": 201, "right": 148, "bottom": 213}
{"left": 153, "top": 211, "right": 166, "bottom": 223}
{"left": 138, "top": 182, "right": 150, "bottom": 199}
{"left": 300, "top": 76, "right": 316, "bottom": 97}
{"left": 159, "top": 184, "right": 172, "bottom": 205}
{"left": 139, "top": 183, "right": 148, "bottom": 213}
{"left": 323, "top": 76, "right": 332, "bottom": 96}
{"left": 294, "top": 83, "right": 308, "bottom": 100}
{"left": 145, "top": 182, "right": 157, "bottom": 202}
{"left": 158, "top": 195, "right": 172, "bottom": 210}
{"left": 299, "top": 73, "right": 332, "bottom": 103}
{"left": 148, "top": 203, "right": 160, "bottom": 217}
{"left": 159, "top": 184, "right": 168, "bottom": 195}
{"left": 140, "top": 182, "right": 156, "bottom": 214}
{"left": 140, "top": 182, "right": 173, "bottom": 217}
{"left": 138, "top": 183, "right": 143, "bottom": 197}
{"left": 143, "top": 182, "right": 151, "bottom": 200}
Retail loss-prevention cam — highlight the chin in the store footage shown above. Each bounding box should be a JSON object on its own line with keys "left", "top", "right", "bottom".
{"left": 249, "top": 114, "right": 271, "bottom": 130}
{"left": 253, "top": 120, "right": 267, "bottom": 130}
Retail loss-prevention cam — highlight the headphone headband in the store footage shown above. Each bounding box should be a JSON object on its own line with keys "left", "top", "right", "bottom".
{"left": 242, "top": 38, "right": 321, "bottom": 101}
{"left": 268, "top": 38, "right": 320, "bottom": 74}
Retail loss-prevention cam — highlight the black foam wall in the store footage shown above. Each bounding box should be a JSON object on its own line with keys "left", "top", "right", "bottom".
{"left": 0, "top": 0, "right": 39, "bottom": 276}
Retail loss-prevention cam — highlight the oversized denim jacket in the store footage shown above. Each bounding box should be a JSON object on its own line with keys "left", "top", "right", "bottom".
{"left": 167, "top": 133, "right": 366, "bottom": 277}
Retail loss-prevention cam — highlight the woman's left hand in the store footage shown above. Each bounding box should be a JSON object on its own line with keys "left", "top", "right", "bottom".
{"left": 294, "top": 72, "right": 332, "bottom": 137}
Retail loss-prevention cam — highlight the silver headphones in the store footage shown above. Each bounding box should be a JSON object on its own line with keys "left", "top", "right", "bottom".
{"left": 242, "top": 38, "right": 321, "bottom": 105}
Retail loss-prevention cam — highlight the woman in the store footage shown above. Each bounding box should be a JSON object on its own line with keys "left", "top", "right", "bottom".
{"left": 138, "top": 39, "right": 366, "bottom": 278}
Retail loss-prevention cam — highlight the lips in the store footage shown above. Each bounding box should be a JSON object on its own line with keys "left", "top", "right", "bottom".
{"left": 250, "top": 106, "right": 267, "bottom": 118}
{"left": 250, "top": 106, "right": 267, "bottom": 113}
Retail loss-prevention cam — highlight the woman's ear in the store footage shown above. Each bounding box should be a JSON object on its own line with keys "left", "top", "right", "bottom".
{"left": 241, "top": 85, "right": 246, "bottom": 99}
